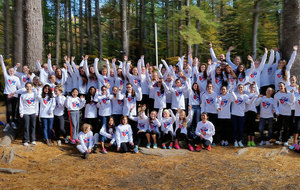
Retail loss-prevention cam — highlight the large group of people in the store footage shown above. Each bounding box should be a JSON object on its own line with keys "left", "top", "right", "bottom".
{"left": 1, "top": 43, "right": 299, "bottom": 159}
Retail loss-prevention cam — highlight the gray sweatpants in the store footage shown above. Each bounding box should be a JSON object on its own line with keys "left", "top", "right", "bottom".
{"left": 70, "top": 110, "right": 80, "bottom": 140}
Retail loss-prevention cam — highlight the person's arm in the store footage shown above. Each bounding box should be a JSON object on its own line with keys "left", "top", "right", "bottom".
{"left": 195, "top": 124, "right": 201, "bottom": 136}
{"left": 106, "top": 59, "right": 111, "bottom": 78}
{"left": 94, "top": 58, "right": 101, "bottom": 78}
{"left": 201, "top": 94, "right": 206, "bottom": 113}
{"left": 100, "top": 125, "right": 113, "bottom": 139}
{"left": 169, "top": 109, "right": 176, "bottom": 123}
{"left": 193, "top": 58, "right": 199, "bottom": 76}
{"left": 0, "top": 55, "right": 8, "bottom": 79}
{"left": 115, "top": 127, "right": 121, "bottom": 148}
{"left": 79, "top": 134, "right": 88, "bottom": 152}
{"left": 65, "top": 59, "right": 74, "bottom": 76}
{"left": 161, "top": 59, "right": 171, "bottom": 74}
{"left": 79, "top": 97, "right": 86, "bottom": 109}
{"left": 257, "top": 48, "right": 268, "bottom": 72}
{"left": 286, "top": 46, "right": 298, "bottom": 71}
{"left": 19, "top": 95, "right": 24, "bottom": 118}
{"left": 206, "top": 122, "right": 215, "bottom": 136}
{"left": 245, "top": 56, "right": 255, "bottom": 77}
{"left": 112, "top": 59, "right": 118, "bottom": 80}
{"left": 36, "top": 59, "right": 42, "bottom": 71}
{"left": 135, "top": 86, "right": 143, "bottom": 101}
{"left": 47, "top": 54, "right": 55, "bottom": 75}
{"left": 128, "top": 112, "right": 138, "bottom": 122}
{"left": 137, "top": 59, "right": 142, "bottom": 79}
{"left": 209, "top": 43, "right": 219, "bottom": 63}
{"left": 273, "top": 50, "right": 281, "bottom": 69}
{"left": 266, "top": 49, "right": 275, "bottom": 69}
{"left": 83, "top": 56, "right": 90, "bottom": 77}
{"left": 162, "top": 80, "right": 170, "bottom": 92}
{"left": 226, "top": 47, "right": 237, "bottom": 70}
{"left": 128, "top": 125, "right": 133, "bottom": 144}
{"left": 158, "top": 107, "right": 163, "bottom": 122}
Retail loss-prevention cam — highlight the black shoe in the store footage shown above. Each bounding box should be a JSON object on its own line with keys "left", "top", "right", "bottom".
{"left": 92, "top": 145, "right": 98, "bottom": 154}
{"left": 83, "top": 152, "right": 89, "bottom": 159}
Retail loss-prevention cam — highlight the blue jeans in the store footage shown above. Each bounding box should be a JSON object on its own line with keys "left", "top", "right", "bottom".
{"left": 99, "top": 116, "right": 110, "bottom": 128}
{"left": 259, "top": 118, "right": 273, "bottom": 141}
{"left": 189, "top": 105, "right": 201, "bottom": 134}
{"left": 41, "top": 118, "right": 54, "bottom": 140}
{"left": 232, "top": 115, "right": 245, "bottom": 141}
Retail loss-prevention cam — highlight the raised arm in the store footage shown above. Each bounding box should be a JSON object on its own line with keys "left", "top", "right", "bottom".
{"left": 209, "top": 42, "right": 219, "bottom": 63}
{"left": 266, "top": 49, "right": 275, "bottom": 69}
{"left": 245, "top": 55, "right": 255, "bottom": 77}
{"left": 47, "top": 54, "right": 55, "bottom": 75}
{"left": 0, "top": 55, "right": 8, "bottom": 79}
{"left": 286, "top": 46, "right": 298, "bottom": 71}
{"left": 83, "top": 55, "right": 90, "bottom": 77}
{"left": 257, "top": 48, "right": 268, "bottom": 72}
{"left": 226, "top": 46, "right": 237, "bottom": 69}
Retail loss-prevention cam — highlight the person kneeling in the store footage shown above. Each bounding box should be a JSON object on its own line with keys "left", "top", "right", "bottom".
{"left": 195, "top": 112, "right": 215, "bottom": 151}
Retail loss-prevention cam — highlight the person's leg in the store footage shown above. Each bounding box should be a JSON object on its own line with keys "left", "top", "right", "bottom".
{"left": 48, "top": 118, "right": 54, "bottom": 140}
{"left": 275, "top": 115, "right": 283, "bottom": 141}
{"left": 266, "top": 118, "right": 273, "bottom": 141}
{"left": 151, "top": 131, "right": 157, "bottom": 144}
{"left": 23, "top": 115, "right": 30, "bottom": 143}
{"left": 136, "top": 132, "right": 143, "bottom": 147}
{"left": 41, "top": 118, "right": 48, "bottom": 140}
{"left": 76, "top": 145, "right": 85, "bottom": 154}
{"left": 70, "top": 112, "right": 76, "bottom": 140}
{"left": 5, "top": 95, "right": 12, "bottom": 123}
{"left": 30, "top": 114, "right": 37, "bottom": 142}
{"left": 282, "top": 116, "right": 291, "bottom": 143}
{"left": 238, "top": 116, "right": 245, "bottom": 142}
{"left": 11, "top": 97, "right": 18, "bottom": 120}
{"left": 232, "top": 115, "right": 238, "bottom": 142}
{"left": 59, "top": 115, "right": 66, "bottom": 138}
{"left": 145, "top": 130, "right": 151, "bottom": 144}
{"left": 74, "top": 111, "right": 80, "bottom": 140}
{"left": 259, "top": 118, "right": 266, "bottom": 141}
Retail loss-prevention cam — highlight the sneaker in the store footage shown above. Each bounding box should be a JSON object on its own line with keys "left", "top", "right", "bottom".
{"left": 75, "top": 139, "right": 80, "bottom": 143}
{"left": 234, "top": 141, "right": 239, "bottom": 147}
{"left": 289, "top": 144, "right": 296, "bottom": 150}
{"left": 238, "top": 141, "right": 244, "bottom": 148}
{"left": 275, "top": 141, "right": 280, "bottom": 145}
{"left": 174, "top": 142, "right": 180, "bottom": 149}
{"left": 134, "top": 146, "right": 139, "bottom": 153}
{"left": 188, "top": 144, "right": 194, "bottom": 151}
{"left": 283, "top": 142, "right": 289, "bottom": 147}
{"left": 265, "top": 141, "right": 271, "bottom": 146}
{"left": 102, "top": 148, "right": 107, "bottom": 154}
{"left": 196, "top": 144, "right": 202, "bottom": 151}
{"left": 31, "top": 141, "right": 36, "bottom": 145}
{"left": 153, "top": 143, "right": 157, "bottom": 149}
{"left": 146, "top": 143, "right": 151, "bottom": 149}
{"left": 70, "top": 140, "right": 76, "bottom": 145}
{"left": 295, "top": 144, "right": 300, "bottom": 151}
{"left": 206, "top": 145, "right": 211, "bottom": 151}
{"left": 220, "top": 140, "right": 225, "bottom": 146}
{"left": 251, "top": 141, "right": 256, "bottom": 147}
{"left": 23, "top": 142, "right": 29, "bottom": 146}
{"left": 247, "top": 141, "right": 251, "bottom": 147}
{"left": 64, "top": 138, "right": 69, "bottom": 144}
{"left": 259, "top": 140, "right": 264, "bottom": 146}
{"left": 46, "top": 139, "right": 52, "bottom": 146}
{"left": 57, "top": 140, "right": 61, "bottom": 146}
{"left": 93, "top": 145, "right": 98, "bottom": 153}
{"left": 162, "top": 143, "right": 166, "bottom": 149}
{"left": 224, "top": 141, "right": 229, "bottom": 146}
{"left": 83, "top": 152, "right": 89, "bottom": 159}
{"left": 168, "top": 142, "right": 173, "bottom": 149}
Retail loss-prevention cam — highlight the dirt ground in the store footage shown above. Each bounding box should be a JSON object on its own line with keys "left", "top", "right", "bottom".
{"left": 1, "top": 106, "right": 300, "bottom": 189}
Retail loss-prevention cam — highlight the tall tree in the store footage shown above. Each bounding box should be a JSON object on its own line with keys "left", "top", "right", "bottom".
{"left": 194, "top": 0, "right": 201, "bottom": 57}
{"left": 282, "top": 0, "right": 300, "bottom": 75}
{"left": 186, "top": 0, "right": 191, "bottom": 53}
{"left": 95, "top": 0, "right": 102, "bottom": 59}
{"left": 4, "top": 0, "right": 10, "bottom": 59}
{"left": 178, "top": 0, "right": 183, "bottom": 56}
{"left": 13, "top": 0, "right": 24, "bottom": 66}
{"left": 23, "top": 0, "right": 43, "bottom": 72}
{"left": 64, "top": 0, "right": 70, "bottom": 58}
{"left": 252, "top": 0, "right": 261, "bottom": 60}
{"left": 139, "top": 0, "right": 145, "bottom": 55}
{"left": 172, "top": 0, "right": 176, "bottom": 57}
{"left": 68, "top": 0, "right": 73, "bottom": 56}
{"left": 87, "top": 0, "right": 93, "bottom": 54}
{"left": 56, "top": 0, "right": 61, "bottom": 65}
{"left": 166, "top": 0, "right": 170, "bottom": 58}
{"left": 120, "top": 0, "right": 129, "bottom": 57}
{"left": 79, "top": 0, "right": 83, "bottom": 56}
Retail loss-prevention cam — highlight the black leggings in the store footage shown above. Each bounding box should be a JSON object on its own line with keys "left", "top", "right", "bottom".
{"left": 119, "top": 142, "right": 134, "bottom": 153}
{"left": 244, "top": 111, "right": 257, "bottom": 136}
{"left": 195, "top": 136, "right": 211, "bottom": 148}
{"left": 175, "top": 129, "right": 192, "bottom": 144}
{"left": 276, "top": 115, "right": 291, "bottom": 142}
{"left": 5, "top": 95, "right": 17, "bottom": 123}
{"left": 54, "top": 115, "right": 66, "bottom": 140}
{"left": 161, "top": 131, "right": 174, "bottom": 144}
{"left": 218, "top": 118, "right": 231, "bottom": 141}
{"left": 135, "top": 131, "right": 148, "bottom": 146}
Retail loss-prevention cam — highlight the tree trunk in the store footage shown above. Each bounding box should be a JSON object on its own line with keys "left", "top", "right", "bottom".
{"left": 152, "top": 0, "right": 155, "bottom": 61}
{"left": 13, "top": 0, "right": 24, "bottom": 66}
{"left": 4, "top": 0, "right": 10, "bottom": 59}
{"left": 23, "top": 0, "right": 43, "bottom": 72}
{"left": 79, "top": 0, "right": 83, "bottom": 56}
{"left": 68, "top": 0, "right": 73, "bottom": 57}
{"left": 120, "top": 0, "right": 129, "bottom": 57}
{"left": 95, "top": 0, "right": 102, "bottom": 59}
{"left": 139, "top": 0, "right": 145, "bottom": 55}
{"left": 88, "top": 0, "right": 93, "bottom": 54}
{"left": 186, "top": 0, "right": 191, "bottom": 54}
{"left": 127, "top": 1, "right": 131, "bottom": 57}
{"left": 64, "top": 0, "right": 70, "bottom": 58}
{"left": 56, "top": 0, "right": 60, "bottom": 65}
{"left": 282, "top": 0, "right": 300, "bottom": 75}
{"left": 166, "top": 0, "right": 170, "bottom": 58}
{"left": 252, "top": 0, "right": 260, "bottom": 60}
{"left": 194, "top": 0, "right": 201, "bottom": 57}
{"left": 73, "top": 0, "right": 78, "bottom": 56}
{"left": 172, "top": 0, "right": 176, "bottom": 57}
{"left": 178, "top": 0, "right": 183, "bottom": 56}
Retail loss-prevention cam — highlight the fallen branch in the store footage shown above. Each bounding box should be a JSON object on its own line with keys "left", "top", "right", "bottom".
{"left": 0, "top": 168, "right": 27, "bottom": 174}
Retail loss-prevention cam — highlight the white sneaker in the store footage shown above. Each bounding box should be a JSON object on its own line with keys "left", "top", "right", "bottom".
{"left": 238, "top": 141, "right": 244, "bottom": 148}
{"left": 57, "top": 140, "right": 62, "bottom": 146}
{"left": 31, "top": 141, "right": 36, "bottom": 145}
{"left": 234, "top": 141, "right": 239, "bottom": 147}
{"left": 23, "top": 142, "right": 29, "bottom": 146}
{"left": 259, "top": 140, "right": 264, "bottom": 146}
{"left": 265, "top": 141, "right": 271, "bottom": 145}
{"left": 283, "top": 142, "right": 289, "bottom": 146}
{"left": 224, "top": 141, "right": 229, "bottom": 146}
{"left": 275, "top": 141, "right": 281, "bottom": 145}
